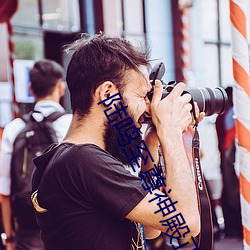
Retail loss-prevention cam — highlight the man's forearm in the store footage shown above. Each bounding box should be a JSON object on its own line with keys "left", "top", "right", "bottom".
{"left": 142, "top": 126, "right": 199, "bottom": 236}
{"left": 1, "top": 195, "right": 14, "bottom": 237}
{"left": 160, "top": 132, "right": 200, "bottom": 233}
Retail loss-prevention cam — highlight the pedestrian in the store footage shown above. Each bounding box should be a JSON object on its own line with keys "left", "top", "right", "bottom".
{"left": 0, "top": 59, "right": 72, "bottom": 250}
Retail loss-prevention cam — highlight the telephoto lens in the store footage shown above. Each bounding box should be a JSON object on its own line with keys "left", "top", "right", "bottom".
{"left": 148, "top": 62, "right": 228, "bottom": 116}
{"left": 187, "top": 87, "right": 228, "bottom": 116}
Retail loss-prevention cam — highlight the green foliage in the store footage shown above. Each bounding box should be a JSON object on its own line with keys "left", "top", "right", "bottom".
{"left": 14, "top": 39, "right": 36, "bottom": 60}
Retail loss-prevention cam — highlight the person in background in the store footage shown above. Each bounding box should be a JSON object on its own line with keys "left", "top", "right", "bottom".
{"left": 215, "top": 86, "right": 242, "bottom": 238}
{"left": 0, "top": 59, "right": 72, "bottom": 250}
{"left": 199, "top": 115, "right": 225, "bottom": 239}
{"left": 0, "top": 127, "right": 6, "bottom": 250}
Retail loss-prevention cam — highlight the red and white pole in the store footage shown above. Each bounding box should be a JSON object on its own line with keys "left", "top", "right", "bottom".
{"left": 230, "top": 0, "right": 250, "bottom": 248}
{"left": 6, "top": 20, "right": 19, "bottom": 118}
{"left": 180, "top": 8, "right": 190, "bottom": 83}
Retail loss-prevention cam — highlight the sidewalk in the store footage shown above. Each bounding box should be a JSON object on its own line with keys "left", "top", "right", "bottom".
{"left": 214, "top": 237, "right": 243, "bottom": 250}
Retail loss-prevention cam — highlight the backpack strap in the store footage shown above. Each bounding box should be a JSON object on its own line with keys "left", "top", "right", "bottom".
{"left": 21, "top": 110, "right": 66, "bottom": 124}
{"left": 40, "top": 111, "right": 66, "bottom": 144}
{"left": 18, "top": 110, "right": 67, "bottom": 150}
{"left": 43, "top": 111, "right": 66, "bottom": 123}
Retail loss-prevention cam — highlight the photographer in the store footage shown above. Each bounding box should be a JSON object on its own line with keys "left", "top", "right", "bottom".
{"left": 31, "top": 33, "right": 201, "bottom": 250}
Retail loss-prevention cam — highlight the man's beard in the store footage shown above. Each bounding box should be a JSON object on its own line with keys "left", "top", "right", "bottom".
{"left": 104, "top": 101, "right": 143, "bottom": 167}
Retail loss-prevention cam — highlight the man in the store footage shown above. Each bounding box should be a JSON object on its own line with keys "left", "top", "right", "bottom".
{"left": 216, "top": 87, "right": 242, "bottom": 237}
{"left": 32, "top": 33, "right": 201, "bottom": 250}
{"left": 0, "top": 59, "right": 72, "bottom": 250}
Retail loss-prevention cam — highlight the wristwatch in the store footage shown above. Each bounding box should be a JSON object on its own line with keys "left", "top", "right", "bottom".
{"left": 1, "top": 233, "right": 15, "bottom": 246}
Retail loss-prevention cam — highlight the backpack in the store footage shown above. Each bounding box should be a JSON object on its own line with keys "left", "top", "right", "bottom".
{"left": 10, "top": 110, "right": 64, "bottom": 230}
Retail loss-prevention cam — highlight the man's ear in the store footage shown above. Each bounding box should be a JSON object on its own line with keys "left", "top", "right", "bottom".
{"left": 29, "top": 83, "right": 35, "bottom": 97}
{"left": 96, "top": 81, "right": 118, "bottom": 101}
{"left": 58, "top": 81, "right": 66, "bottom": 98}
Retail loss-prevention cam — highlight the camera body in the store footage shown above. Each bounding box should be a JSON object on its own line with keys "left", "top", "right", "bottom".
{"left": 147, "top": 62, "right": 228, "bottom": 116}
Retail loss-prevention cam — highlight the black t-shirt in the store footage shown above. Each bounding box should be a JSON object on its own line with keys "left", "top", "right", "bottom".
{"left": 33, "top": 143, "right": 148, "bottom": 250}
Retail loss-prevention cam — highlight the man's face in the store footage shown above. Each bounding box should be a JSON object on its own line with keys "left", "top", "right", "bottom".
{"left": 122, "top": 66, "right": 152, "bottom": 127}
{"left": 104, "top": 66, "right": 152, "bottom": 166}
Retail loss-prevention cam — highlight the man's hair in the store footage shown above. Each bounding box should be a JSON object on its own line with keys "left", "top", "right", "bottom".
{"left": 65, "top": 32, "right": 150, "bottom": 116}
{"left": 29, "top": 59, "right": 64, "bottom": 98}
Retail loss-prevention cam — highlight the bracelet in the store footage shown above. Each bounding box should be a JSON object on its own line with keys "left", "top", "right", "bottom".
{"left": 6, "top": 236, "right": 15, "bottom": 243}
{"left": 1, "top": 233, "right": 15, "bottom": 246}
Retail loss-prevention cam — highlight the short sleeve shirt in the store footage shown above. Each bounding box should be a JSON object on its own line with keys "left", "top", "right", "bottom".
{"left": 0, "top": 101, "right": 72, "bottom": 196}
{"left": 34, "top": 143, "right": 148, "bottom": 250}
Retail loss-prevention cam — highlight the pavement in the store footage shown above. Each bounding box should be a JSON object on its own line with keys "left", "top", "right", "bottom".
{"left": 214, "top": 237, "right": 243, "bottom": 250}
{"left": 158, "top": 234, "right": 243, "bottom": 250}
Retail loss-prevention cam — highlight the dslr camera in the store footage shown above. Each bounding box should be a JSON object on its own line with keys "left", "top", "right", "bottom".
{"left": 147, "top": 62, "right": 228, "bottom": 116}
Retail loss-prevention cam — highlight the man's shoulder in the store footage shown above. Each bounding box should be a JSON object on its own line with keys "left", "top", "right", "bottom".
{"left": 51, "top": 113, "right": 72, "bottom": 129}
{"left": 74, "top": 144, "right": 111, "bottom": 160}
{"left": 2, "top": 118, "right": 26, "bottom": 141}
{"left": 38, "top": 143, "right": 127, "bottom": 178}
{"left": 35, "top": 143, "right": 112, "bottom": 181}
{"left": 69, "top": 144, "right": 123, "bottom": 169}
{"left": 4, "top": 117, "right": 25, "bottom": 129}
{"left": 43, "top": 143, "right": 108, "bottom": 162}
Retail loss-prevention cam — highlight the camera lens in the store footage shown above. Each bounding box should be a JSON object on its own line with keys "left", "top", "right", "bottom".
{"left": 187, "top": 87, "right": 228, "bottom": 116}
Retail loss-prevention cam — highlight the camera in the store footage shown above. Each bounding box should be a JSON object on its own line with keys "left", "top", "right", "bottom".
{"left": 148, "top": 62, "right": 228, "bottom": 116}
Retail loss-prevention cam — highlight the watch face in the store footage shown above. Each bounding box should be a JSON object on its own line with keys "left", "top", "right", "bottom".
{"left": 1, "top": 233, "right": 7, "bottom": 246}
{"left": 1, "top": 233, "right": 6, "bottom": 239}
{"left": 1, "top": 233, "right": 15, "bottom": 245}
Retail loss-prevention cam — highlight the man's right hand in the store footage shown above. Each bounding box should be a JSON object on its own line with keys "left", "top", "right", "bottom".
{"left": 150, "top": 80, "right": 193, "bottom": 140}
{"left": 127, "top": 81, "right": 200, "bottom": 238}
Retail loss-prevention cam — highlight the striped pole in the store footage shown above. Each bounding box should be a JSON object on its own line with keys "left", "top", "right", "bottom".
{"left": 229, "top": 1, "right": 250, "bottom": 249}
{"left": 179, "top": 6, "right": 194, "bottom": 168}
{"left": 180, "top": 8, "right": 190, "bottom": 83}
{"left": 7, "top": 20, "right": 19, "bottom": 118}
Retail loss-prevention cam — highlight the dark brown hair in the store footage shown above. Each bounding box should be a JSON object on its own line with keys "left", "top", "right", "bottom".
{"left": 65, "top": 32, "right": 150, "bottom": 116}
{"left": 29, "top": 59, "right": 64, "bottom": 98}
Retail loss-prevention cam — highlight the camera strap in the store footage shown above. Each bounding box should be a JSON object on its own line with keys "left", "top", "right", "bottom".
{"left": 192, "top": 122, "right": 214, "bottom": 250}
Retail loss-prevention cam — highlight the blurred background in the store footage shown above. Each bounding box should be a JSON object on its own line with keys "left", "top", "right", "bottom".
{"left": 1, "top": 0, "right": 250, "bottom": 249}
{"left": 2, "top": 0, "right": 250, "bottom": 121}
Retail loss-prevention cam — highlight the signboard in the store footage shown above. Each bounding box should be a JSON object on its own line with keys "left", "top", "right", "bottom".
{"left": 14, "top": 59, "right": 35, "bottom": 103}
{"left": 0, "top": 82, "right": 12, "bottom": 126}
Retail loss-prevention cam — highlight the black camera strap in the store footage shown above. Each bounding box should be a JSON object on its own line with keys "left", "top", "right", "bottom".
{"left": 192, "top": 121, "right": 214, "bottom": 250}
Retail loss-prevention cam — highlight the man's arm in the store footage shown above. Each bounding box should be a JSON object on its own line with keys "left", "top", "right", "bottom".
{"left": 1, "top": 195, "right": 15, "bottom": 250}
{"left": 0, "top": 120, "right": 23, "bottom": 250}
{"left": 126, "top": 81, "right": 200, "bottom": 238}
{"left": 141, "top": 125, "right": 162, "bottom": 239}
{"left": 127, "top": 136, "right": 200, "bottom": 238}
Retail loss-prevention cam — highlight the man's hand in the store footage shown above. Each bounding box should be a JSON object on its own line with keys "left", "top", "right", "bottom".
{"left": 150, "top": 80, "right": 193, "bottom": 139}
{"left": 134, "top": 80, "right": 201, "bottom": 238}
{"left": 192, "top": 102, "right": 205, "bottom": 126}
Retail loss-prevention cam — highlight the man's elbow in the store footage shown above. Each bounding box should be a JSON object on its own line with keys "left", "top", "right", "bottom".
{"left": 186, "top": 215, "right": 200, "bottom": 237}
{"left": 157, "top": 214, "right": 200, "bottom": 238}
